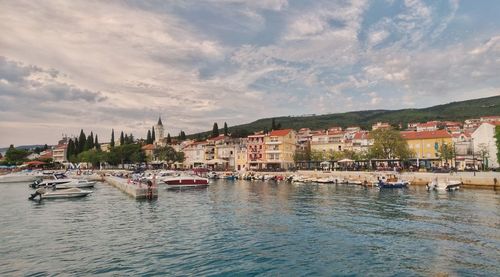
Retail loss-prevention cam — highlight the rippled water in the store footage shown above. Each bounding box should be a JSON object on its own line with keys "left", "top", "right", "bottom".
{"left": 0, "top": 180, "right": 499, "bottom": 276}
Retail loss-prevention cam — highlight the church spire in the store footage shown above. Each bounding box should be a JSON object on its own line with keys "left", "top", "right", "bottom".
{"left": 157, "top": 116, "right": 163, "bottom": 126}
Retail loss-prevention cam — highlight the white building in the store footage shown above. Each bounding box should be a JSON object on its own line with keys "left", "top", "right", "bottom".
{"left": 471, "top": 122, "right": 499, "bottom": 169}
{"left": 53, "top": 144, "right": 68, "bottom": 163}
{"left": 155, "top": 116, "right": 165, "bottom": 145}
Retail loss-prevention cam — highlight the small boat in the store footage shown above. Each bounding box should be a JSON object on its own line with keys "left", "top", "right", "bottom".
{"left": 207, "top": 171, "right": 219, "bottom": 179}
{"left": 426, "top": 179, "right": 461, "bottom": 191}
{"left": 29, "top": 187, "right": 93, "bottom": 200}
{"left": 30, "top": 173, "right": 95, "bottom": 189}
{"left": 347, "top": 180, "right": 363, "bottom": 186}
{"left": 164, "top": 175, "right": 209, "bottom": 190}
{"left": 376, "top": 175, "right": 409, "bottom": 189}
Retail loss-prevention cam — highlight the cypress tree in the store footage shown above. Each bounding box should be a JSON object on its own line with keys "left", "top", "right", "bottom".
{"left": 95, "top": 134, "right": 100, "bottom": 150}
{"left": 167, "top": 133, "right": 171, "bottom": 144}
{"left": 120, "top": 131, "right": 125, "bottom": 145}
{"left": 124, "top": 133, "right": 128, "bottom": 145}
{"left": 67, "top": 139, "right": 74, "bottom": 160}
{"left": 224, "top": 122, "right": 228, "bottom": 136}
{"left": 89, "top": 131, "right": 94, "bottom": 149}
{"left": 152, "top": 127, "right": 156, "bottom": 142}
{"left": 271, "top": 118, "right": 276, "bottom": 130}
{"left": 129, "top": 133, "right": 134, "bottom": 144}
{"left": 110, "top": 129, "right": 115, "bottom": 148}
{"left": 74, "top": 138, "right": 79, "bottom": 155}
{"left": 212, "top": 122, "right": 219, "bottom": 138}
{"left": 78, "top": 129, "right": 86, "bottom": 153}
{"left": 180, "top": 131, "right": 186, "bottom": 140}
{"left": 147, "top": 130, "right": 152, "bottom": 144}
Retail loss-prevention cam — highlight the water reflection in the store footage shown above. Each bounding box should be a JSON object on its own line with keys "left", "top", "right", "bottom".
{"left": 0, "top": 180, "right": 499, "bottom": 276}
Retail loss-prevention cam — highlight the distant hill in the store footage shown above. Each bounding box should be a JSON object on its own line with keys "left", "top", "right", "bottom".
{"left": 190, "top": 95, "right": 500, "bottom": 138}
{"left": 0, "top": 145, "right": 48, "bottom": 154}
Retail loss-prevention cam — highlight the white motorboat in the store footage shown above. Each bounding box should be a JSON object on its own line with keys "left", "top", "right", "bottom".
{"left": 427, "top": 179, "right": 461, "bottom": 191}
{"left": 30, "top": 173, "right": 95, "bottom": 189}
{"left": 29, "top": 187, "right": 93, "bottom": 200}
{"left": 0, "top": 171, "right": 43, "bottom": 183}
{"left": 164, "top": 175, "right": 209, "bottom": 190}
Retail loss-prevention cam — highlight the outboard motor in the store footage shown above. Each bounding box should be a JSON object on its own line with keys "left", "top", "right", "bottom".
{"left": 29, "top": 178, "right": 43, "bottom": 189}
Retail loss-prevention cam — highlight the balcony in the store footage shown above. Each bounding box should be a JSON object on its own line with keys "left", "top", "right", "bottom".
{"left": 265, "top": 140, "right": 282, "bottom": 145}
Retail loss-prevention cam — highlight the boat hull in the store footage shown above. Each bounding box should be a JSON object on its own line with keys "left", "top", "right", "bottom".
{"left": 378, "top": 182, "right": 408, "bottom": 189}
{"left": 164, "top": 177, "right": 209, "bottom": 190}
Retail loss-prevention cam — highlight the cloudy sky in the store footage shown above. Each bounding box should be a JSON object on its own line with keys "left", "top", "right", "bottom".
{"left": 1, "top": 0, "right": 499, "bottom": 147}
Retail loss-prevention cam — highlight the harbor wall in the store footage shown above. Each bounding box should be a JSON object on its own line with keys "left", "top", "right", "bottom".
{"left": 104, "top": 176, "right": 158, "bottom": 199}
{"left": 289, "top": 171, "right": 500, "bottom": 189}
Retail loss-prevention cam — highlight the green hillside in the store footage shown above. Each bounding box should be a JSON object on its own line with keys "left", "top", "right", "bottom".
{"left": 191, "top": 95, "right": 500, "bottom": 138}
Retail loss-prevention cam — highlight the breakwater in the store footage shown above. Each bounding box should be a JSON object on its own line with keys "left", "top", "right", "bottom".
{"left": 104, "top": 176, "right": 158, "bottom": 199}
{"left": 256, "top": 170, "right": 500, "bottom": 189}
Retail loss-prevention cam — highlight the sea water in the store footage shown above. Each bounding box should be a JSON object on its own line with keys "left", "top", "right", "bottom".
{"left": 0, "top": 180, "right": 498, "bottom": 276}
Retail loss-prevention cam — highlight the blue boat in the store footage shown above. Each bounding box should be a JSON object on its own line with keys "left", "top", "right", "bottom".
{"left": 376, "top": 175, "right": 409, "bottom": 189}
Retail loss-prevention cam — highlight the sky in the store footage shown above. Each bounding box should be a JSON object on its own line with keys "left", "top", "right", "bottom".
{"left": 0, "top": 0, "right": 499, "bottom": 147}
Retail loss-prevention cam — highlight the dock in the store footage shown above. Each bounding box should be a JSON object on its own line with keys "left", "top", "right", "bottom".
{"left": 104, "top": 176, "right": 158, "bottom": 199}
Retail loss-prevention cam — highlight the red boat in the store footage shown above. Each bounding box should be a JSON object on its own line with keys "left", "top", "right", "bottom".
{"left": 163, "top": 175, "right": 209, "bottom": 190}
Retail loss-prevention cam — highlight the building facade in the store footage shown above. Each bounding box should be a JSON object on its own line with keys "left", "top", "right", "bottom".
{"left": 264, "top": 129, "right": 297, "bottom": 170}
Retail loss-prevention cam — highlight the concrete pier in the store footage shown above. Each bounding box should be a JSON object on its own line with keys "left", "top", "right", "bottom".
{"left": 104, "top": 176, "right": 158, "bottom": 199}
{"left": 248, "top": 171, "right": 500, "bottom": 189}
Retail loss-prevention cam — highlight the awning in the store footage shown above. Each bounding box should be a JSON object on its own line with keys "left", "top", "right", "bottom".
{"left": 337, "top": 158, "right": 354, "bottom": 163}
{"left": 206, "top": 159, "right": 228, "bottom": 165}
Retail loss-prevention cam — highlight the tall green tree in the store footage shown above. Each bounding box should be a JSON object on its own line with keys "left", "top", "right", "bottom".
{"left": 224, "top": 122, "right": 228, "bottom": 136}
{"left": 167, "top": 133, "right": 171, "bottom": 144}
{"left": 152, "top": 127, "right": 156, "bottom": 142}
{"left": 212, "top": 122, "right": 219, "bottom": 138}
{"left": 179, "top": 131, "right": 186, "bottom": 140}
{"left": 154, "top": 146, "right": 185, "bottom": 164}
{"left": 5, "top": 145, "right": 29, "bottom": 164}
{"left": 368, "top": 129, "right": 413, "bottom": 160}
{"left": 78, "top": 129, "right": 86, "bottom": 153}
{"left": 438, "top": 143, "right": 455, "bottom": 165}
{"left": 67, "top": 139, "right": 74, "bottom": 160}
{"left": 94, "top": 134, "right": 100, "bottom": 150}
{"left": 124, "top": 134, "right": 129, "bottom": 145}
{"left": 120, "top": 131, "right": 125, "bottom": 146}
{"left": 146, "top": 130, "right": 152, "bottom": 144}
{"left": 271, "top": 118, "right": 276, "bottom": 130}
{"left": 110, "top": 129, "right": 115, "bottom": 148}
{"left": 74, "top": 138, "right": 79, "bottom": 155}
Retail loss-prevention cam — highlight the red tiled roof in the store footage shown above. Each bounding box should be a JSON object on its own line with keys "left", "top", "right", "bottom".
{"left": 417, "top": 122, "right": 438, "bottom": 128}
{"left": 210, "top": 135, "right": 226, "bottom": 141}
{"left": 141, "top": 144, "right": 155, "bottom": 150}
{"left": 269, "top": 129, "right": 293, "bottom": 136}
{"left": 353, "top": 132, "right": 369, "bottom": 140}
{"left": 400, "top": 130, "right": 452, "bottom": 140}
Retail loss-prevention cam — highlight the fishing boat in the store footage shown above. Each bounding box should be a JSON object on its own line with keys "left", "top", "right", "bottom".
{"left": 30, "top": 173, "right": 95, "bottom": 189}
{"left": 29, "top": 187, "right": 93, "bottom": 200}
{"left": 376, "top": 175, "right": 409, "bottom": 189}
{"left": 164, "top": 175, "right": 209, "bottom": 190}
{"left": 426, "top": 179, "right": 461, "bottom": 191}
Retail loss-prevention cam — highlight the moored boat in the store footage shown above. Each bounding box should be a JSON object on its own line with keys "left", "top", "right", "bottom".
{"left": 376, "top": 175, "right": 409, "bottom": 189}
{"left": 426, "top": 179, "right": 461, "bottom": 191}
{"left": 29, "top": 187, "right": 93, "bottom": 200}
{"left": 164, "top": 175, "right": 209, "bottom": 189}
{"left": 30, "top": 173, "right": 95, "bottom": 189}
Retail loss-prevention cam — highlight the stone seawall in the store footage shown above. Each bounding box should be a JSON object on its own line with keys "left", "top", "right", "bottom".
{"left": 104, "top": 176, "right": 158, "bottom": 199}
{"left": 260, "top": 171, "right": 500, "bottom": 189}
